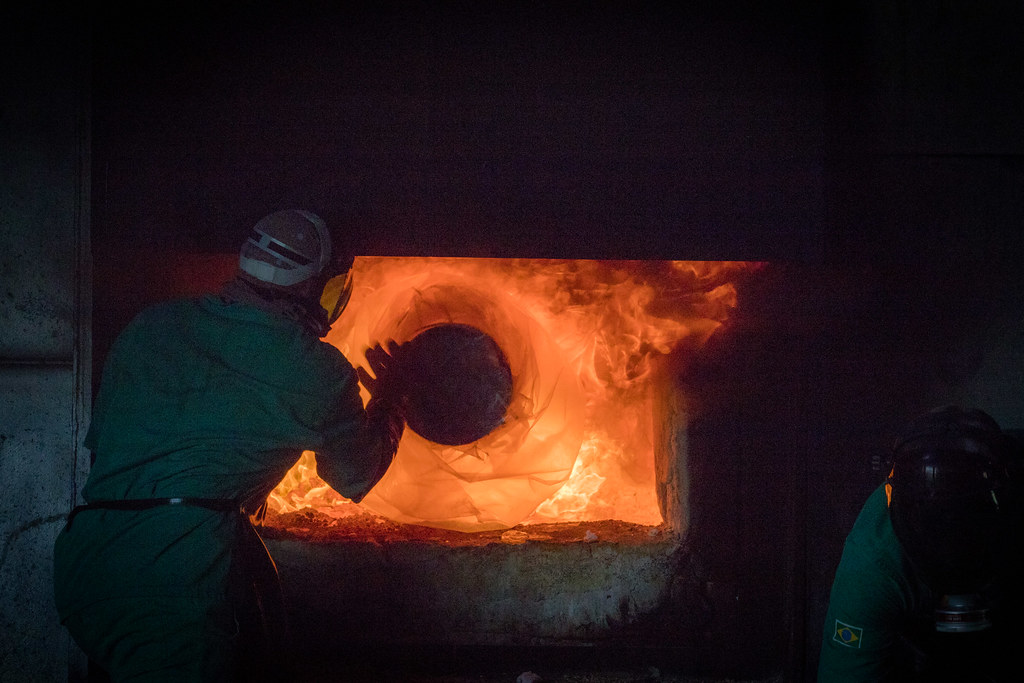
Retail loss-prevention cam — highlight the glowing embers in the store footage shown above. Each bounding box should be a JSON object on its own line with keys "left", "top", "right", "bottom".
{"left": 268, "top": 258, "right": 756, "bottom": 532}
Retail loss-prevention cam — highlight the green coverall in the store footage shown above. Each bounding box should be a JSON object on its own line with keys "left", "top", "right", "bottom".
{"left": 818, "top": 484, "right": 1018, "bottom": 682}
{"left": 817, "top": 484, "right": 926, "bottom": 681}
{"left": 54, "top": 293, "right": 395, "bottom": 681}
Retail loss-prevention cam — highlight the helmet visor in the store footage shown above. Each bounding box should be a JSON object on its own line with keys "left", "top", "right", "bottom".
{"left": 320, "top": 270, "right": 353, "bottom": 326}
{"left": 891, "top": 488, "right": 1006, "bottom": 593}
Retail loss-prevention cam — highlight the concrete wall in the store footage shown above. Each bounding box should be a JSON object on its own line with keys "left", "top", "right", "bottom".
{"left": 0, "top": 5, "right": 90, "bottom": 681}
{"left": 2, "top": 1, "right": 1022, "bottom": 680}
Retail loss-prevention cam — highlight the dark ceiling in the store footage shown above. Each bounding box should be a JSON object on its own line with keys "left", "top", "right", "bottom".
{"left": 90, "top": 1, "right": 1023, "bottom": 262}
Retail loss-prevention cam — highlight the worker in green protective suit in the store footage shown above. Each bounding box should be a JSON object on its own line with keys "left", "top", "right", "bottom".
{"left": 54, "top": 210, "right": 406, "bottom": 682}
{"left": 818, "top": 406, "right": 1023, "bottom": 682}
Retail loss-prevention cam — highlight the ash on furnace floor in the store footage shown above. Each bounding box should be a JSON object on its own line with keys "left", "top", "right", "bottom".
{"left": 260, "top": 509, "right": 670, "bottom": 546}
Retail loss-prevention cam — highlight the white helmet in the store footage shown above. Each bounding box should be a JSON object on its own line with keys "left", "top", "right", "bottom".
{"left": 239, "top": 209, "right": 332, "bottom": 287}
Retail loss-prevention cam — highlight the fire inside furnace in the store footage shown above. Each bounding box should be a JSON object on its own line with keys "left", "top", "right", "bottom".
{"left": 267, "top": 258, "right": 757, "bottom": 533}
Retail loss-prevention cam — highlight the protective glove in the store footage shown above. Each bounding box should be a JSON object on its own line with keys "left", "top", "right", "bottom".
{"left": 357, "top": 340, "right": 407, "bottom": 403}
{"left": 357, "top": 340, "right": 407, "bottom": 452}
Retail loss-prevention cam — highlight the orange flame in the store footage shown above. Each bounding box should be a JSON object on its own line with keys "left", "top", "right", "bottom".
{"left": 268, "top": 258, "right": 758, "bottom": 531}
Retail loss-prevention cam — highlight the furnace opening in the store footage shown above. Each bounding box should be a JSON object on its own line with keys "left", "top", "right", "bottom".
{"left": 265, "top": 258, "right": 758, "bottom": 539}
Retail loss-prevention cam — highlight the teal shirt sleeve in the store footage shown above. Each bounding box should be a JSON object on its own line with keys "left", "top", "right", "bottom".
{"left": 307, "top": 344, "right": 396, "bottom": 502}
{"left": 817, "top": 484, "right": 915, "bottom": 683}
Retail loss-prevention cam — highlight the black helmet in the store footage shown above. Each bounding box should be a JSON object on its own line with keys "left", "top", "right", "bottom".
{"left": 888, "top": 406, "right": 1015, "bottom": 595}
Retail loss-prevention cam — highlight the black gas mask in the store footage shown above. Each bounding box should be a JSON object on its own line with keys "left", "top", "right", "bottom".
{"left": 888, "top": 407, "right": 1016, "bottom": 633}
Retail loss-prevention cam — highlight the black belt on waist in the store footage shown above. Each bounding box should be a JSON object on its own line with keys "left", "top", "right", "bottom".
{"left": 67, "top": 497, "right": 242, "bottom": 527}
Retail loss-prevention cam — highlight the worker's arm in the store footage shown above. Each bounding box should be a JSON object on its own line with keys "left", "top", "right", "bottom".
{"left": 818, "top": 486, "right": 913, "bottom": 682}
{"left": 314, "top": 342, "right": 405, "bottom": 503}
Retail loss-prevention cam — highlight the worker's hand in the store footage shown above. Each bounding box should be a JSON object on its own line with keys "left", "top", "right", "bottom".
{"left": 359, "top": 340, "right": 407, "bottom": 454}
{"left": 357, "top": 340, "right": 406, "bottom": 402}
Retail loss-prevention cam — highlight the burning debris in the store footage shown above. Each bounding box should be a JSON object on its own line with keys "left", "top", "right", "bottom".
{"left": 268, "top": 258, "right": 759, "bottom": 532}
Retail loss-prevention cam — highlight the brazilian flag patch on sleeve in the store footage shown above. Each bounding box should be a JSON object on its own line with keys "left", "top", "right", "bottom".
{"left": 833, "top": 620, "right": 863, "bottom": 648}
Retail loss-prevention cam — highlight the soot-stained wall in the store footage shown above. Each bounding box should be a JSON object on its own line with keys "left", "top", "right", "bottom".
{"left": 1, "top": 5, "right": 90, "bottom": 679}
{"left": 5, "top": 0, "right": 1022, "bottom": 680}
{"left": 90, "top": 1, "right": 825, "bottom": 261}
{"left": 88, "top": 2, "right": 1024, "bottom": 680}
